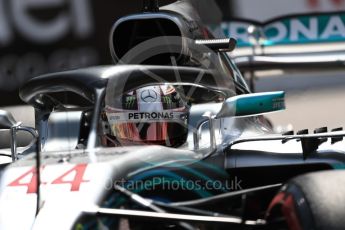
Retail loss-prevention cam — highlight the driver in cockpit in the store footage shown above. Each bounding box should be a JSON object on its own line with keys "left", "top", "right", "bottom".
{"left": 100, "top": 84, "right": 190, "bottom": 148}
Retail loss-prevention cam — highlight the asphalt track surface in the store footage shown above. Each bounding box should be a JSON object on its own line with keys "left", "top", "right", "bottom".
{"left": 1, "top": 70, "right": 345, "bottom": 148}
{"left": 256, "top": 70, "right": 345, "bottom": 133}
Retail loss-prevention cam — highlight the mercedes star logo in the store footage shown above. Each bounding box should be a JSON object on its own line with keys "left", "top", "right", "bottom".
{"left": 141, "top": 89, "right": 158, "bottom": 102}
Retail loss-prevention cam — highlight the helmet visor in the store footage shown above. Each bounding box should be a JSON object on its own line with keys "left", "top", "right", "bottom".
{"left": 106, "top": 111, "right": 188, "bottom": 146}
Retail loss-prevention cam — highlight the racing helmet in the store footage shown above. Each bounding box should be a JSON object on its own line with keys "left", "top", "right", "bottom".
{"left": 104, "top": 84, "right": 189, "bottom": 147}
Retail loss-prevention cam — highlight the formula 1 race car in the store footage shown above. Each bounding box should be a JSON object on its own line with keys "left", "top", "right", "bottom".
{"left": 1, "top": 1, "right": 345, "bottom": 230}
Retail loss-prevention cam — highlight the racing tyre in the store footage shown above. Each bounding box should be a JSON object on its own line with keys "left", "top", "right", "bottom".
{"left": 266, "top": 170, "right": 345, "bottom": 230}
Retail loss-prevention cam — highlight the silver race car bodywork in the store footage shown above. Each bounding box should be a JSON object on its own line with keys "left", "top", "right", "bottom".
{"left": 1, "top": 1, "right": 345, "bottom": 230}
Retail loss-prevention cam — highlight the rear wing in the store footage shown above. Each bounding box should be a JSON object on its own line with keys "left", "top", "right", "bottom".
{"left": 235, "top": 52, "right": 345, "bottom": 72}
{"left": 213, "top": 11, "right": 345, "bottom": 72}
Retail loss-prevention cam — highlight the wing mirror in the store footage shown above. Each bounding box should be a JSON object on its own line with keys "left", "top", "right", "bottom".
{"left": 0, "top": 110, "right": 16, "bottom": 129}
{"left": 0, "top": 110, "right": 38, "bottom": 162}
{"left": 194, "top": 92, "right": 285, "bottom": 152}
{"left": 216, "top": 91, "right": 285, "bottom": 119}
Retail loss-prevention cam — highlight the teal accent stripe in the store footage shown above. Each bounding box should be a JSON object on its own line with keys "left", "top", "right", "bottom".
{"left": 332, "top": 163, "right": 345, "bottom": 170}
